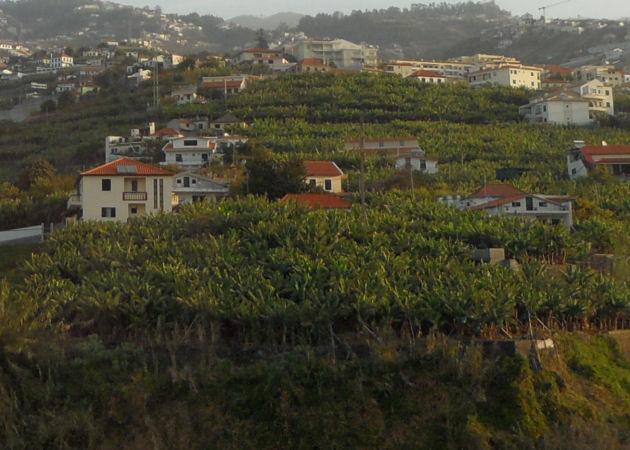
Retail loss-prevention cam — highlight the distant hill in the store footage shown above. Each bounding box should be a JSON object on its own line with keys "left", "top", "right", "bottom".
{"left": 228, "top": 12, "right": 304, "bottom": 30}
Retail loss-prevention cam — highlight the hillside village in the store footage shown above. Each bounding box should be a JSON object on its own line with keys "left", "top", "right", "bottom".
{"left": 5, "top": 3, "right": 630, "bottom": 448}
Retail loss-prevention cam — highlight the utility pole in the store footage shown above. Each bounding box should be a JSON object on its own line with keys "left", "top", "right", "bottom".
{"left": 359, "top": 123, "right": 366, "bottom": 218}
{"left": 153, "top": 60, "right": 159, "bottom": 110}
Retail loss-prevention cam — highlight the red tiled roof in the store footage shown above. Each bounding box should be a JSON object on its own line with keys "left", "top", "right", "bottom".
{"left": 410, "top": 70, "right": 444, "bottom": 78}
{"left": 303, "top": 161, "right": 343, "bottom": 177}
{"left": 546, "top": 64, "right": 573, "bottom": 76}
{"left": 80, "top": 157, "right": 174, "bottom": 177}
{"left": 280, "top": 193, "right": 351, "bottom": 209}
{"left": 299, "top": 58, "right": 326, "bottom": 66}
{"left": 468, "top": 184, "right": 527, "bottom": 199}
{"left": 582, "top": 145, "right": 630, "bottom": 164}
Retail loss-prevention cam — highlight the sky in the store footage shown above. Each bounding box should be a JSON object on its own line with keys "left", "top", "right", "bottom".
{"left": 118, "top": 0, "right": 630, "bottom": 21}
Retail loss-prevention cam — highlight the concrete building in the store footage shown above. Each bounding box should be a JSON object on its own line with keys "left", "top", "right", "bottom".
{"left": 161, "top": 137, "right": 216, "bottom": 168}
{"left": 286, "top": 39, "right": 378, "bottom": 71}
{"left": 172, "top": 171, "right": 229, "bottom": 204}
{"left": 468, "top": 65, "right": 542, "bottom": 89}
{"left": 575, "top": 79, "right": 614, "bottom": 117}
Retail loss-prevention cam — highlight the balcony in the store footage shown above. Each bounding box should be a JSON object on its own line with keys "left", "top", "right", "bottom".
{"left": 67, "top": 194, "right": 81, "bottom": 209}
{"left": 122, "top": 191, "right": 147, "bottom": 201}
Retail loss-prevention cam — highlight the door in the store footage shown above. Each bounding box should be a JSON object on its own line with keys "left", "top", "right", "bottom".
{"left": 526, "top": 197, "right": 533, "bottom": 211}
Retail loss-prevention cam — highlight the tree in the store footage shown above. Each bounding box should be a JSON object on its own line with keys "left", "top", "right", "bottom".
{"left": 57, "top": 91, "right": 75, "bottom": 109}
{"left": 40, "top": 99, "right": 56, "bottom": 114}
{"left": 16, "top": 159, "right": 56, "bottom": 191}
{"left": 254, "top": 28, "right": 268, "bottom": 49}
{"left": 244, "top": 149, "right": 307, "bottom": 199}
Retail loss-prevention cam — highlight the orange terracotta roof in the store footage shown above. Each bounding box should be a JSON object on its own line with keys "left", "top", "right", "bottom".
{"left": 80, "top": 157, "right": 174, "bottom": 177}
{"left": 410, "top": 70, "right": 444, "bottom": 78}
{"left": 582, "top": 145, "right": 630, "bottom": 164}
{"left": 299, "top": 58, "right": 326, "bottom": 66}
{"left": 468, "top": 184, "right": 527, "bottom": 198}
{"left": 303, "top": 161, "right": 343, "bottom": 177}
{"left": 280, "top": 193, "right": 351, "bottom": 209}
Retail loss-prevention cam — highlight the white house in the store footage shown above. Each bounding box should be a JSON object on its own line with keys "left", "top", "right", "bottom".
{"left": 468, "top": 65, "right": 542, "bottom": 89}
{"left": 69, "top": 157, "right": 175, "bottom": 222}
{"left": 50, "top": 53, "right": 73, "bottom": 70}
{"left": 344, "top": 136, "right": 422, "bottom": 155}
{"left": 395, "top": 149, "right": 438, "bottom": 174}
{"left": 172, "top": 172, "right": 229, "bottom": 204}
{"left": 441, "top": 184, "right": 573, "bottom": 227}
{"left": 161, "top": 137, "right": 216, "bottom": 168}
{"left": 171, "top": 85, "right": 198, "bottom": 105}
{"left": 567, "top": 141, "right": 630, "bottom": 180}
{"left": 575, "top": 79, "right": 614, "bottom": 118}
{"left": 519, "top": 93, "right": 590, "bottom": 125}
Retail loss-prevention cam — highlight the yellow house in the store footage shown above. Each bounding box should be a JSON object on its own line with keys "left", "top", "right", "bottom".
{"left": 304, "top": 161, "right": 346, "bottom": 193}
{"left": 71, "top": 157, "right": 175, "bottom": 222}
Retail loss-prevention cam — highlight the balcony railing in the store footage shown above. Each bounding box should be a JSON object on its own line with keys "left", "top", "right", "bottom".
{"left": 122, "top": 191, "right": 147, "bottom": 201}
{"left": 67, "top": 194, "right": 81, "bottom": 208}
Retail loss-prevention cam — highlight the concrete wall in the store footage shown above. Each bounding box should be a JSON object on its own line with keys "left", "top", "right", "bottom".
{"left": 0, "top": 224, "right": 43, "bottom": 245}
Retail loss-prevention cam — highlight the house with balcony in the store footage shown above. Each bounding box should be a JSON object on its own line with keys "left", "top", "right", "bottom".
{"left": 68, "top": 157, "right": 175, "bottom": 222}
{"left": 575, "top": 79, "right": 614, "bottom": 118}
{"left": 285, "top": 39, "right": 378, "bottom": 71}
{"left": 303, "top": 161, "right": 346, "bottom": 193}
{"left": 518, "top": 92, "right": 590, "bottom": 125}
{"left": 409, "top": 70, "right": 447, "bottom": 84}
{"left": 567, "top": 141, "right": 630, "bottom": 180}
{"left": 172, "top": 172, "right": 230, "bottom": 204}
{"left": 467, "top": 65, "right": 542, "bottom": 89}
{"left": 161, "top": 137, "right": 216, "bottom": 168}
{"left": 440, "top": 184, "right": 573, "bottom": 227}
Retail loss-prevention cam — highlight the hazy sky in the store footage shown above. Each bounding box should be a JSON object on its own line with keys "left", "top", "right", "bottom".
{"left": 118, "top": 0, "right": 629, "bottom": 21}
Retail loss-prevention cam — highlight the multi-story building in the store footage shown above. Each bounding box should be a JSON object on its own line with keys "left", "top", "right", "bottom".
{"left": 161, "top": 137, "right": 216, "bottom": 168}
{"left": 468, "top": 65, "right": 542, "bottom": 89}
{"left": 575, "top": 65, "right": 625, "bottom": 87}
{"left": 68, "top": 157, "right": 175, "bottom": 222}
{"left": 518, "top": 93, "right": 590, "bottom": 125}
{"left": 385, "top": 59, "right": 479, "bottom": 79}
{"left": 286, "top": 39, "right": 378, "bottom": 71}
{"left": 50, "top": 53, "right": 73, "bottom": 70}
{"left": 575, "top": 79, "right": 614, "bottom": 117}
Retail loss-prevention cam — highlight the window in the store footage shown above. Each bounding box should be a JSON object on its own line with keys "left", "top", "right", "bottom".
{"left": 184, "top": 177, "right": 190, "bottom": 187}
{"left": 192, "top": 179, "right": 197, "bottom": 184}
{"left": 324, "top": 179, "right": 332, "bottom": 191}
{"left": 539, "top": 201, "right": 547, "bottom": 207}
{"left": 183, "top": 139, "right": 197, "bottom": 146}
{"left": 159, "top": 179, "right": 164, "bottom": 210}
{"left": 130, "top": 207, "right": 138, "bottom": 214}
{"left": 378, "top": 141, "right": 384, "bottom": 148}
{"left": 176, "top": 178, "right": 182, "bottom": 184}
{"left": 102, "top": 179, "right": 111, "bottom": 191}
{"left": 131, "top": 180, "right": 138, "bottom": 192}
{"left": 420, "top": 161, "right": 427, "bottom": 170}
{"left": 175, "top": 154, "right": 183, "bottom": 162}
{"left": 511, "top": 202, "right": 521, "bottom": 207}
{"left": 153, "top": 179, "right": 158, "bottom": 209}
{"left": 309, "top": 179, "right": 316, "bottom": 186}
{"left": 101, "top": 207, "right": 116, "bottom": 218}
{"left": 572, "top": 168, "right": 577, "bottom": 174}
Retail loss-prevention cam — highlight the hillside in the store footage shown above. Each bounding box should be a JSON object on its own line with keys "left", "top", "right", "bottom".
{"left": 0, "top": 0, "right": 627, "bottom": 65}
{"left": 227, "top": 12, "right": 304, "bottom": 30}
